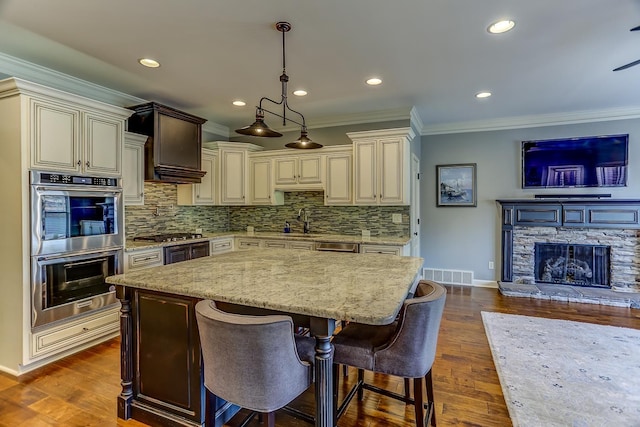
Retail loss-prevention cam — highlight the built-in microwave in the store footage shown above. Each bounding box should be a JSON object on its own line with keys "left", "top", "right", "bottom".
{"left": 30, "top": 171, "right": 123, "bottom": 256}
{"left": 31, "top": 248, "right": 122, "bottom": 328}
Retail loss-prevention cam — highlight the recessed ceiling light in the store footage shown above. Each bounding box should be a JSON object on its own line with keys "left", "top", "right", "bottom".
{"left": 232, "top": 100, "right": 246, "bottom": 106}
{"left": 488, "top": 20, "right": 515, "bottom": 34}
{"left": 293, "top": 89, "right": 307, "bottom": 96}
{"left": 476, "top": 91, "right": 492, "bottom": 99}
{"left": 366, "top": 77, "right": 383, "bottom": 86}
{"left": 138, "top": 58, "right": 160, "bottom": 68}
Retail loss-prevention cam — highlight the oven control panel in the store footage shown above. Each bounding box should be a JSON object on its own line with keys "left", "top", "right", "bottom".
{"left": 35, "top": 172, "right": 119, "bottom": 187}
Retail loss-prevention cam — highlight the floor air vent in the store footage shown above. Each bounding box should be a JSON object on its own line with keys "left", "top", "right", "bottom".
{"left": 423, "top": 268, "right": 474, "bottom": 286}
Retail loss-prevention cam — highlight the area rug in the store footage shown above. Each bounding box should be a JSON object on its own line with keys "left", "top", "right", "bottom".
{"left": 481, "top": 312, "right": 640, "bottom": 426}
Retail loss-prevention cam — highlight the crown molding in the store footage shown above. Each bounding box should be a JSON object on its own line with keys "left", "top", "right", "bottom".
{"left": 0, "top": 51, "right": 230, "bottom": 135}
{"left": 270, "top": 107, "right": 412, "bottom": 132}
{"left": 409, "top": 106, "right": 424, "bottom": 133}
{"left": 420, "top": 106, "right": 640, "bottom": 135}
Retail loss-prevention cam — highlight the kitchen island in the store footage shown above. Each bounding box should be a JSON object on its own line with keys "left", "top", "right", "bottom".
{"left": 106, "top": 248, "right": 423, "bottom": 427}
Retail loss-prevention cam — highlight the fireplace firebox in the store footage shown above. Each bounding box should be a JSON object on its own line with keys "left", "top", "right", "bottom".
{"left": 534, "top": 243, "right": 610, "bottom": 288}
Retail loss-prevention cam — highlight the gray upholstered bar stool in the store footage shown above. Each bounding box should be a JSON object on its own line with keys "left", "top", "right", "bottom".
{"left": 331, "top": 280, "right": 446, "bottom": 427}
{"left": 195, "top": 300, "right": 316, "bottom": 427}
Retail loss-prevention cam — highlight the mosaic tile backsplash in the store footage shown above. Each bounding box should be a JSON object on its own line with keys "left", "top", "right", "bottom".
{"left": 125, "top": 183, "right": 410, "bottom": 239}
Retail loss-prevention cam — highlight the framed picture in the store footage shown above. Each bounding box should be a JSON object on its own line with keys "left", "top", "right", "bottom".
{"left": 436, "top": 163, "right": 477, "bottom": 207}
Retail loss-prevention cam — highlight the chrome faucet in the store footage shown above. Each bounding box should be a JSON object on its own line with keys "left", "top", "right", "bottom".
{"left": 297, "top": 208, "right": 311, "bottom": 234}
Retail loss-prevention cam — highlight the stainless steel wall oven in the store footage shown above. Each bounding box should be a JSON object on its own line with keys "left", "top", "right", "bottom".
{"left": 30, "top": 171, "right": 123, "bottom": 328}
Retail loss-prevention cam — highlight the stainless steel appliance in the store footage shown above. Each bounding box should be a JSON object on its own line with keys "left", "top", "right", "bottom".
{"left": 133, "top": 232, "right": 203, "bottom": 243}
{"left": 30, "top": 171, "right": 123, "bottom": 255}
{"left": 30, "top": 171, "right": 123, "bottom": 328}
{"left": 31, "top": 248, "right": 121, "bottom": 327}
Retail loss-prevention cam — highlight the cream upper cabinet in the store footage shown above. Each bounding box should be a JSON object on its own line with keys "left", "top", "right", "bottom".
{"left": 325, "top": 149, "right": 352, "bottom": 205}
{"left": 201, "top": 141, "right": 263, "bottom": 205}
{"left": 177, "top": 148, "right": 218, "bottom": 205}
{"left": 249, "top": 157, "right": 275, "bottom": 205}
{"left": 123, "top": 132, "right": 147, "bottom": 205}
{"left": 28, "top": 95, "right": 130, "bottom": 176}
{"left": 348, "top": 127, "right": 415, "bottom": 205}
{"left": 274, "top": 154, "right": 323, "bottom": 188}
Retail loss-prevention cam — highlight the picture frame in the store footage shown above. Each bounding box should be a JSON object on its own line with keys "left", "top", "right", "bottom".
{"left": 436, "top": 163, "right": 477, "bottom": 207}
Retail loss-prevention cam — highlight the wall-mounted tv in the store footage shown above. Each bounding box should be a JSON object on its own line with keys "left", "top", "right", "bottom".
{"left": 521, "top": 134, "right": 629, "bottom": 189}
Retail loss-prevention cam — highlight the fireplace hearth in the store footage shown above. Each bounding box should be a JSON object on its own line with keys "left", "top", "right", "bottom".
{"left": 535, "top": 243, "right": 610, "bottom": 288}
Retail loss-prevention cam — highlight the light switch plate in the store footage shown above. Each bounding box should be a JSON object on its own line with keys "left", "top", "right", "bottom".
{"left": 392, "top": 213, "right": 402, "bottom": 223}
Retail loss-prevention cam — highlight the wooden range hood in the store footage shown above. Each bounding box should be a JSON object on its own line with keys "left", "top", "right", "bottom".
{"left": 127, "top": 102, "right": 207, "bottom": 184}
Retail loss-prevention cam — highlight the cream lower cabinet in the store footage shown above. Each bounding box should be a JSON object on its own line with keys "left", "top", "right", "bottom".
{"left": 177, "top": 149, "right": 218, "bottom": 205}
{"left": 125, "top": 247, "right": 164, "bottom": 272}
{"left": 30, "top": 307, "right": 120, "bottom": 360}
{"left": 360, "top": 243, "right": 410, "bottom": 256}
{"left": 348, "top": 128, "right": 415, "bottom": 205}
{"left": 210, "top": 237, "right": 234, "bottom": 254}
{"left": 25, "top": 86, "right": 131, "bottom": 176}
{"left": 123, "top": 132, "right": 147, "bottom": 205}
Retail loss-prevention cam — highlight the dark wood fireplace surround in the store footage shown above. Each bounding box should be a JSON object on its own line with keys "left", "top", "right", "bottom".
{"left": 497, "top": 199, "right": 640, "bottom": 307}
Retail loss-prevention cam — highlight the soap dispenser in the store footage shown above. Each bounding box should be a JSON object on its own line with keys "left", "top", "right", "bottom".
{"left": 284, "top": 221, "right": 291, "bottom": 233}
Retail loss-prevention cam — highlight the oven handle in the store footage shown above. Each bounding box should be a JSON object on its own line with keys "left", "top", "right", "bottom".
{"left": 37, "top": 249, "right": 121, "bottom": 263}
{"left": 35, "top": 186, "right": 121, "bottom": 197}
{"left": 63, "top": 257, "right": 108, "bottom": 268}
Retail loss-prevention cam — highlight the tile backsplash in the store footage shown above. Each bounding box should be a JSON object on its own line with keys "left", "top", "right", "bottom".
{"left": 125, "top": 183, "right": 409, "bottom": 239}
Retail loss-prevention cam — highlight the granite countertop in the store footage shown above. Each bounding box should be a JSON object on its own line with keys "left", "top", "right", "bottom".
{"left": 107, "top": 249, "right": 423, "bottom": 325}
{"left": 125, "top": 232, "right": 410, "bottom": 251}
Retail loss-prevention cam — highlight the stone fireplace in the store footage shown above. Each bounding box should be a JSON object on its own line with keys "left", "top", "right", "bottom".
{"left": 497, "top": 199, "right": 640, "bottom": 308}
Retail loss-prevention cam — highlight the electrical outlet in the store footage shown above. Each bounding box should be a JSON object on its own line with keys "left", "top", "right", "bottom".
{"left": 362, "top": 229, "right": 371, "bottom": 238}
{"left": 195, "top": 228, "right": 203, "bottom": 234}
{"left": 488, "top": 261, "right": 495, "bottom": 270}
{"left": 392, "top": 213, "right": 402, "bottom": 223}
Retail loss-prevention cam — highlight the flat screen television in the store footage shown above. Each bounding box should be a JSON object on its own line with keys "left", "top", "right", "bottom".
{"left": 521, "top": 134, "right": 629, "bottom": 189}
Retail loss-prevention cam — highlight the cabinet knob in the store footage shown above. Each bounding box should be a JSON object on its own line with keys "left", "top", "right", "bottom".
{"left": 373, "top": 194, "right": 376, "bottom": 199}
{"left": 140, "top": 192, "right": 144, "bottom": 197}
{"left": 380, "top": 194, "right": 383, "bottom": 199}
{"left": 414, "top": 232, "right": 418, "bottom": 236}
{"left": 86, "top": 161, "right": 90, "bottom": 167}
{"left": 77, "top": 160, "right": 82, "bottom": 166}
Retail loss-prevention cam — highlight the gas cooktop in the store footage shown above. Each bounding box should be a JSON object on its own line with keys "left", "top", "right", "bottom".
{"left": 133, "top": 233, "right": 203, "bottom": 243}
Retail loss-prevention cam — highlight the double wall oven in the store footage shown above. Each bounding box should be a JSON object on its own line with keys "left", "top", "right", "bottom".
{"left": 30, "top": 171, "right": 123, "bottom": 328}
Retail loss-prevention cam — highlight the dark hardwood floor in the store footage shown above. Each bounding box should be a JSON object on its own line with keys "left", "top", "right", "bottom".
{"left": 1, "top": 285, "right": 639, "bottom": 427}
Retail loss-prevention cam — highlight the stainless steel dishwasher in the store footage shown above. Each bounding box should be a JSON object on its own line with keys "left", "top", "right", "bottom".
{"left": 315, "top": 242, "right": 360, "bottom": 253}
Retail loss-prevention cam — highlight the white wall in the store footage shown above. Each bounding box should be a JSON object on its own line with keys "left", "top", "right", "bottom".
{"left": 420, "top": 118, "right": 640, "bottom": 281}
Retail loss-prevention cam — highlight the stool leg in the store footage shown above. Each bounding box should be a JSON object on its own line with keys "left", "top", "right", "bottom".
{"left": 357, "top": 369, "right": 365, "bottom": 401}
{"left": 332, "top": 363, "right": 339, "bottom": 425}
{"left": 404, "top": 377, "right": 411, "bottom": 400}
{"left": 425, "top": 370, "right": 436, "bottom": 426}
{"left": 413, "top": 377, "right": 425, "bottom": 427}
{"left": 343, "top": 364, "right": 348, "bottom": 377}
{"left": 266, "top": 411, "right": 275, "bottom": 427}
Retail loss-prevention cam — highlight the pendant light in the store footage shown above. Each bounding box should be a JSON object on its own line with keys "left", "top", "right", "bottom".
{"left": 235, "top": 21, "right": 322, "bottom": 149}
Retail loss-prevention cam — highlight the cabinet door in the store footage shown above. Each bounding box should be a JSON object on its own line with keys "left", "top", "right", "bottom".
{"left": 220, "top": 149, "right": 246, "bottom": 204}
{"left": 195, "top": 152, "right": 217, "bottom": 204}
{"left": 164, "top": 245, "right": 191, "bottom": 264}
{"left": 83, "top": 111, "right": 122, "bottom": 176}
{"left": 378, "top": 139, "right": 404, "bottom": 204}
{"left": 326, "top": 153, "right": 352, "bottom": 205}
{"left": 29, "top": 97, "right": 81, "bottom": 173}
{"left": 123, "top": 132, "right": 146, "bottom": 206}
{"left": 250, "top": 158, "right": 272, "bottom": 204}
{"left": 190, "top": 242, "right": 210, "bottom": 259}
{"left": 274, "top": 158, "right": 298, "bottom": 185}
{"left": 298, "top": 155, "right": 322, "bottom": 184}
{"left": 353, "top": 140, "right": 378, "bottom": 204}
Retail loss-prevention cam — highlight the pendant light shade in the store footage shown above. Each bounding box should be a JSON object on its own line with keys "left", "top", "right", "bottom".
{"left": 235, "top": 109, "right": 283, "bottom": 137}
{"left": 285, "top": 128, "right": 322, "bottom": 149}
{"left": 235, "top": 21, "right": 322, "bottom": 149}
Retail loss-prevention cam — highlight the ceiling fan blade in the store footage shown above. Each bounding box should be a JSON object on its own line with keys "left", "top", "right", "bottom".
{"left": 631, "top": 25, "right": 640, "bottom": 31}
{"left": 613, "top": 58, "right": 640, "bottom": 71}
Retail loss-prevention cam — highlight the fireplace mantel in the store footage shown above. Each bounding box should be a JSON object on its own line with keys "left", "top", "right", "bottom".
{"left": 497, "top": 199, "right": 640, "bottom": 282}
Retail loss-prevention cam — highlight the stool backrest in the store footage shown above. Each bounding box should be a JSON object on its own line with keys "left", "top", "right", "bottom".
{"left": 374, "top": 280, "right": 446, "bottom": 377}
{"left": 195, "top": 300, "right": 312, "bottom": 412}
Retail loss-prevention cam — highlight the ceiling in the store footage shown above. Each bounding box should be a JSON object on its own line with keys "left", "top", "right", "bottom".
{"left": 1, "top": 0, "right": 640, "bottom": 137}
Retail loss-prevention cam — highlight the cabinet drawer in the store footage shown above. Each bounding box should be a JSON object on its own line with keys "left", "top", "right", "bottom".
{"left": 127, "top": 249, "right": 163, "bottom": 271}
{"left": 31, "top": 308, "right": 120, "bottom": 359}
{"left": 360, "top": 244, "right": 402, "bottom": 256}
{"left": 236, "top": 238, "right": 261, "bottom": 249}
{"left": 289, "top": 241, "right": 315, "bottom": 251}
{"left": 263, "top": 240, "right": 288, "bottom": 249}
{"left": 210, "top": 238, "right": 234, "bottom": 254}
